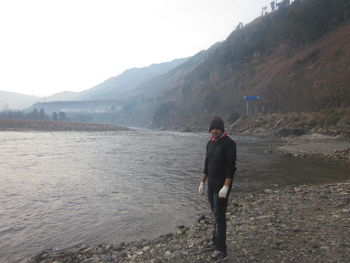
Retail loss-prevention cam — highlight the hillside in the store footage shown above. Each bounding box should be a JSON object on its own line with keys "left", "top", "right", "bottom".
{"left": 108, "top": 42, "right": 222, "bottom": 126}
{"left": 43, "top": 91, "right": 80, "bottom": 102}
{"left": 152, "top": 0, "right": 350, "bottom": 130}
{"left": 77, "top": 58, "right": 189, "bottom": 101}
{"left": 0, "top": 90, "right": 40, "bottom": 110}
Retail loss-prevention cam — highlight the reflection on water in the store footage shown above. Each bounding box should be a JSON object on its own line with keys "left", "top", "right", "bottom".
{"left": 0, "top": 130, "right": 348, "bottom": 262}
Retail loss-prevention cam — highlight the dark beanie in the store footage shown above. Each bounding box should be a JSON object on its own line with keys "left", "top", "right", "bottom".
{"left": 209, "top": 116, "right": 225, "bottom": 132}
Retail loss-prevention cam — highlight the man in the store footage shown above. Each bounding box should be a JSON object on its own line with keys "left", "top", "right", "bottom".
{"left": 199, "top": 116, "right": 237, "bottom": 261}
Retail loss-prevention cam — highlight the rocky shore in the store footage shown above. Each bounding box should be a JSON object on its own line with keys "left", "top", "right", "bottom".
{"left": 226, "top": 112, "right": 350, "bottom": 164}
{"left": 0, "top": 119, "right": 129, "bottom": 132}
{"left": 268, "top": 134, "right": 350, "bottom": 164}
{"left": 28, "top": 181, "right": 350, "bottom": 263}
{"left": 229, "top": 111, "right": 350, "bottom": 138}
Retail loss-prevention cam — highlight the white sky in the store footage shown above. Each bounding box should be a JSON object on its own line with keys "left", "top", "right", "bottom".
{"left": 0, "top": 0, "right": 274, "bottom": 97}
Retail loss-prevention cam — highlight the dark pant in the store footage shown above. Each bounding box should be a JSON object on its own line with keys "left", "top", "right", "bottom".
{"left": 208, "top": 183, "right": 231, "bottom": 254}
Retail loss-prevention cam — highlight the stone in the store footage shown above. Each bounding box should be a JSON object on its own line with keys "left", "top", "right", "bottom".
{"left": 164, "top": 251, "right": 172, "bottom": 257}
{"left": 112, "top": 245, "right": 124, "bottom": 252}
{"left": 264, "top": 189, "right": 273, "bottom": 194}
{"left": 143, "top": 245, "right": 150, "bottom": 251}
{"left": 119, "top": 251, "right": 128, "bottom": 258}
{"left": 83, "top": 248, "right": 93, "bottom": 254}
{"left": 101, "top": 254, "right": 112, "bottom": 262}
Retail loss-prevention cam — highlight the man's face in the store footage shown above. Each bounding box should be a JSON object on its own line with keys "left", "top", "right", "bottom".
{"left": 210, "top": 128, "right": 223, "bottom": 139}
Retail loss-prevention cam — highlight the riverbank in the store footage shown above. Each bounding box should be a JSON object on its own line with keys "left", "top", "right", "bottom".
{"left": 0, "top": 119, "right": 130, "bottom": 132}
{"left": 229, "top": 111, "right": 350, "bottom": 138}
{"left": 28, "top": 181, "right": 350, "bottom": 263}
{"left": 227, "top": 112, "right": 350, "bottom": 164}
{"left": 268, "top": 133, "right": 350, "bottom": 164}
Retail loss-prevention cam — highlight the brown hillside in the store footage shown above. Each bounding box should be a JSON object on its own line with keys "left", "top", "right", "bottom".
{"left": 252, "top": 23, "right": 350, "bottom": 113}
{"left": 155, "top": 22, "right": 350, "bottom": 129}
{"left": 198, "top": 22, "right": 350, "bottom": 114}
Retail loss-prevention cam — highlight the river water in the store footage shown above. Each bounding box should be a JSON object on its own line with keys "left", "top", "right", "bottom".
{"left": 0, "top": 129, "right": 349, "bottom": 262}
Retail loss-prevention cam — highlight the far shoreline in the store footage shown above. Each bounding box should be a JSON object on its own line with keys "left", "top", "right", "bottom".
{"left": 0, "top": 119, "right": 130, "bottom": 132}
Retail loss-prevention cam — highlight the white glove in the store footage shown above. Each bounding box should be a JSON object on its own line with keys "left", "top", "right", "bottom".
{"left": 218, "top": 185, "right": 229, "bottom": 198}
{"left": 198, "top": 182, "right": 204, "bottom": 195}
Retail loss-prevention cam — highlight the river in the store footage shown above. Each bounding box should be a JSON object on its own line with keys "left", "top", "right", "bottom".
{"left": 0, "top": 129, "right": 349, "bottom": 262}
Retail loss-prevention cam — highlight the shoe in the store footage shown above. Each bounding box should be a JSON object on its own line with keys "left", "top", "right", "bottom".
{"left": 211, "top": 250, "right": 227, "bottom": 261}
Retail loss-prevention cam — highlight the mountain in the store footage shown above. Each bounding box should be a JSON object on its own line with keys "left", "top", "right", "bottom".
{"left": 151, "top": 0, "right": 350, "bottom": 129}
{"left": 41, "top": 58, "right": 189, "bottom": 103}
{"left": 29, "top": 0, "right": 350, "bottom": 130}
{"left": 98, "top": 42, "right": 222, "bottom": 126}
{"left": 29, "top": 48, "right": 218, "bottom": 126}
{"left": 77, "top": 58, "right": 189, "bottom": 101}
{"left": 0, "top": 91, "right": 41, "bottom": 110}
{"left": 44, "top": 91, "right": 80, "bottom": 102}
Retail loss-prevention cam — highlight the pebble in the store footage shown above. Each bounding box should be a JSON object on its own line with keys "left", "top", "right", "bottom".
{"left": 101, "top": 254, "right": 112, "bottom": 262}
{"left": 164, "top": 251, "right": 172, "bottom": 257}
{"left": 264, "top": 189, "right": 273, "bottom": 194}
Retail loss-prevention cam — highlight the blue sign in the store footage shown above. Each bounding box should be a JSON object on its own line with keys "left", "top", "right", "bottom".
{"left": 243, "top": 96, "right": 260, "bottom": 101}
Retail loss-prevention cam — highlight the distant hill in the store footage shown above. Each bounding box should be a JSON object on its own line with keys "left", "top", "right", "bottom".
{"left": 113, "top": 42, "right": 222, "bottom": 126}
{"left": 44, "top": 91, "right": 80, "bottom": 102}
{"left": 29, "top": 51, "right": 216, "bottom": 126}
{"left": 77, "top": 58, "right": 189, "bottom": 101}
{"left": 41, "top": 58, "right": 189, "bottom": 104}
{"left": 0, "top": 91, "right": 41, "bottom": 110}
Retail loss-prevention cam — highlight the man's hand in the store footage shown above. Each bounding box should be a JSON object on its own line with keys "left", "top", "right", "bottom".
{"left": 198, "top": 182, "right": 205, "bottom": 195}
{"left": 218, "top": 185, "right": 229, "bottom": 198}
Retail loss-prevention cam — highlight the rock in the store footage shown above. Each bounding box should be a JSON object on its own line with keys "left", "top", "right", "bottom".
{"left": 143, "top": 245, "right": 151, "bottom": 251}
{"left": 118, "top": 251, "right": 128, "bottom": 258}
{"left": 164, "top": 251, "right": 172, "bottom": 257}
{"left": 112, "top": 245, "right": 124, "bottom": 252}
{"left": 264, "top": 189, "right": 273, "bottom": 194}
{"left": 198, "top": 215, "right": 206, "bottom": 222}
{"left": 82, "top": 247, "right": 93, "bottom": 254}
{"left": 100, "top": 254, "right": 112, "bottom": 262}
{"left": 256, "top": 215, "right": 273, "bottom": 220}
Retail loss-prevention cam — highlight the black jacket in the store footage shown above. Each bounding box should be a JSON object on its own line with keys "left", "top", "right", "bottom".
{"left": 204, "top": 135, "right": 237, "bottom": 187}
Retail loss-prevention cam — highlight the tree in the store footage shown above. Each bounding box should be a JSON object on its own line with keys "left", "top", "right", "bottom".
{"left": 271, "top": 1, "right": 276, "bottom": 12}
{"left": 58, "top": 111, "right": 66, "bottom": 121}
{"left": 236, "top": 22, "right": 244, "bottom": 30}
{"left": 28, "top": 108, "right": 40, "bottom": 120}
{"left": 52, "top": 112, "right": 58, "bottom": 121}
{"left": 39, "top": 108, "right": 47, "bottom": 120}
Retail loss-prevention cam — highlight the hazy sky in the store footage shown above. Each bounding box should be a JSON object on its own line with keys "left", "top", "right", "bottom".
{"left": 0, "top": 0, "right": 274, "bottom": 97}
